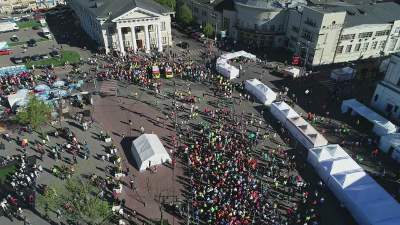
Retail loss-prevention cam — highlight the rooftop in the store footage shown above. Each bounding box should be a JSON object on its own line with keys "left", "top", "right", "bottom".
{"left": 71, "top": 0, "right": 172, "bottom": 19}
{"left": 311, "top": 2, "right": 400, "bottom": 27}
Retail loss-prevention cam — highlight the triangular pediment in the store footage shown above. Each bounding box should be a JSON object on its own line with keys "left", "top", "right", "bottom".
{"left": 112, "top": 7, "right": 161, "bottom": 22}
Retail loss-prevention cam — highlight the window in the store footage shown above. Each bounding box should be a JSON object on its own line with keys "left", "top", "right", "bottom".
{"left": 379, "top": 40, "right": 386, "bottom": 49}
{"left": 161, "top": 22, "right": 166, "bottom": 31}
{"left": 340, "top": 34, "right": 355, "bottom": 41}
{"left": 202, "top": 10, "right": 207, "bottom": 16}
{"left": 395, "top": 27, "right": 400, "bottom": 34}
{"left": 361, "top": 42, "right": 369, "bottom": 51}
{"left": 302, "top": 30, "right": 312, "bottom": 41}
{"left": 292, "top": 26, "right": 299, "bottom": 33}
{"left": 336, "top": 46, "right": 344, "bottom": 54}
{"left": 304, "top": 18, "right": 316, "bottom": 27}
{"left": 354, "top": 43, "right": 361, "bottom": 52}
{"left": 193, "top": 7, "right": 199, "bottom": 13}
{"left": 162, "top": 37, "right": 167, "bottom": 44}
{"left": 108, "top": 26, "right": 115, "bottom": 34}
{"left": 395, "top": 106, "right": 398, "bottom": 112}
{"left": 375, "top": 30, "right": 390, "bottom": 36}
{"left": 374, "top": 94, "right": 379, "bottom": 101}
{"left": 358, "top": 32, "right": 373, "bottom": 38}
{"left": 371, "top": 41, "right": 378, "bottom": 49}
{"left": 149, "top": 25, "right": 154, "bottom": 32}
{"left": 345, "top": 45, "right": 352, "bottom": 53}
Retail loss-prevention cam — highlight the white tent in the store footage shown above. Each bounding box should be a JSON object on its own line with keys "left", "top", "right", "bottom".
{"left": 342, "top": 175, "right": 400, "bottom": 225}
{"left": 244, "top": 79, "right": 277, "bottom": 106}
{"left": 283, "top": 67, "right": 301, "bottom": 78}
{"left": 8, "top": 89, "right": 29, "bottom": 108}
{"left": 318, "top": 157, "right": 363, "bottom": 182}
{"left": 341, "top": 99, "right": 397, "bottom": 136}
{"left": 131, "top": 134, "right": 171, "bottom": 172}
{"left": 307, "top": 144, "right": 350, "bottom": 170}
{"left": 270, "top": 101, "right": 328, "bottom": 149}
{"left": 330, "top": 67, "right": 355, "bottom": 81}
{"left": 216, "top": 51, "right": 256, "bottom": 80}
{"left": 270, "top": 101, "right": 299, "bottom": 123}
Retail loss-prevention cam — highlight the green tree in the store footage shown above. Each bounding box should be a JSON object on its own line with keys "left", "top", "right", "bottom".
{"left": 203, "top": 23, "right": 214, "bottom": 38}
{"left": 37, "top": 178, "right": 112, "bottom": 225}
{"left": 177, "top": 4, "right": 193, "bottom": 25}
{"left": 16, "top": 96, "right": 52, "bottom": 129}
{"left": 155, "top": 0, "right": 176, "bottom": 10}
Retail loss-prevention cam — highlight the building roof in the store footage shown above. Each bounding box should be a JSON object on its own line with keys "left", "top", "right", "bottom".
{"left": 311, "top": 2, "right": 400, "bottom": 27}
{"left": 72, "top": 0, "right": 172, "bottom": 19}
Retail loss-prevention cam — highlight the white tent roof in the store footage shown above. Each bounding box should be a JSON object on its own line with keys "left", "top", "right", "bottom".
{"left": 131, "top": 134, "right": 171, "bottom": 172}
{"left": 216, "top": 51, "right": 256, "bottom": 80}
{"left": 308, "top": 144, "right": 350, "bottom": 167}
{"left": 320, "top": 158, "right": 362, "bottom": 177}
{"left": 330, "top": 170, "right": 367, "bottom": 189}
{"left": 330, "top": 67, "right": 355, "bottom": 81}
{"left": 341, "top": 99, "right": 397, "bottom": 136}
{"left": 8, "top": 89, "right": 29, "bottom": 108}
{"left": 244, "top": 79, "right": 276, "bottom": 106}
{"left": 270, "top": 101, "right": 300, "bottom": 123}
{"left": 283, "top": 67, "right": 301, "bottom": 78}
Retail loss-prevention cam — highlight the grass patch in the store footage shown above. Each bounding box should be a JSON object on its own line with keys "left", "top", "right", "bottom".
{"left": 26, "top": 50, "right": 81, "bottom": 69}
{"left": 0, "top": 164, "right": 16, "bottom": 184}
{"left": 9, "top": 38, "right": 50, "bottom": 47}
{"left": 17, "top": 20, "right": 41, "bottom": 29}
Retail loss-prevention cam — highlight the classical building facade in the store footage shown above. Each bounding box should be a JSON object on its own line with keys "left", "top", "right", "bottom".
{"left": 67, "top": 0, "right": 174, "bottom": 54}
{"left": 371, "top": 53, "right": 400, "bottom": 122}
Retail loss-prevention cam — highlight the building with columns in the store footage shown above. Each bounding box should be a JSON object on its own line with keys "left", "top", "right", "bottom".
{"left": 67, "top": 0, "right": 174, "bottom": 54}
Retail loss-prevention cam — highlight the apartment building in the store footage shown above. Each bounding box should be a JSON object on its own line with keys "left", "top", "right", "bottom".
{"left": 287, "top": 2, "right": 400, "bottom": 66}
{"left": 371, "top": 53, "right": 400, "bottom": 122}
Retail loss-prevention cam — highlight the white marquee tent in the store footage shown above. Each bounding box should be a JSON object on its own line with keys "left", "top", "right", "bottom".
{"left": 341, "top": 99, "right": 397, "bottom": 136}
{"left": 270, "top": 101, "right": 328, "bottom": 149}
{"left": 216, "top": 51, "right": 256, "bottom": 80}
{"left": 131, "top": 134, "right": 171, "bottom": 172}
{"left": 308, "top": 144, "right": 400, "bottom": 225}
{"left": 330, "top": 67, "right": 355, "bottom": 81}
{"left": 7, "top": 89, "right": 29, "bottom": 108}
{"left": 244, "top": 79, "right": 277, "bottom": 106}
{"left": 307, "top": 144, "right": 350, "bottom": 170}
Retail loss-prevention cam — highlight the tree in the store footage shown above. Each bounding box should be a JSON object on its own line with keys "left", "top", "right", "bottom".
{"left": 203, "top": 23, "right": 214, "bottom": 38}
{"left": 16, "top": 96, "right": 52, "bottom": 129}
{"left": 155, "top": 0, "right": 176, "bottom": 10}
{"left": 37, "top": 178, "right": 112, "bottom": 225}
{"left": 177, "top": 4, "right": 192, "bottom": 25}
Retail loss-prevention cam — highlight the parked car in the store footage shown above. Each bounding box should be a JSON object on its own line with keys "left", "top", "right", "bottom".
{"left": 0, "top": 49, "right": 12, "bottom": 55}
{"left": 40, "top": 53, "right": 49, "bottom": 59}
{"left": 50, "top": 50, "right": 60, "bottom": 57}
{"left": 12, "top": 56, "right": 23, "bottom": 64}
{"left": 27, "top": 39, "right": 37, "bottom": 47}
{"left": 10, "top": 35, "right": 19, "bottom": 42}
{"left": 31, "top": 55, "right": 41, "bottom": 61}
{"left": 22, "top": 56, "right": 31, "bottom": 63}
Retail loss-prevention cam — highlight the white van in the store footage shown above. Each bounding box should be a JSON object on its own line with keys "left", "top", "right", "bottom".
{"left": 39, "top": 18, "right": 46, "bottom": 27}
{"left": 41, "top": 27, "right": 52, "bottom": 39}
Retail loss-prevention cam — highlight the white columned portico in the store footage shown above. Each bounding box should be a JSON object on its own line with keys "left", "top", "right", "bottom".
{"left": 131, "top": 26, "right": 137, "bottom": 53}
{"left": 156, "top": 23, "right": 163, "bottom": 52}
{"left": 144, "top": 25, "right": 151, "bottom": 53}
{"left": 117, "top": 26, "right": 125, "bottom": 55}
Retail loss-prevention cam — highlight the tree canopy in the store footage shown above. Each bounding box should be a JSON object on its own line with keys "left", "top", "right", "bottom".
{"left": 177, "top": 4, "right": 193, "bottom": 25}
{"left": 37, "top": 178, "right": 112, "bottom": 225}
{"left": 16, "top": 96, "right": 52, "bottom": 129}
{"left": 155, "top": 0, "right": 176, "bottom": 10}
{"left": 203, "top": 23, "right": 214, "bottom": 38}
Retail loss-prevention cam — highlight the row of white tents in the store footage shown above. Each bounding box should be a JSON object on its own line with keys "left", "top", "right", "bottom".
{"left": 244, "top": 79, "right": 277, "bottom": 106}
{"left": 308, "top": 144, "right": 400, "bottom": 225}
{"left": 216, "top": 51, "right": 257, "bottom": 80}
{"left": 267, "top": 98, "right": 400, "bottom": 225}
{"left": 271, "top": 101, "right": 328, "bottom": 149}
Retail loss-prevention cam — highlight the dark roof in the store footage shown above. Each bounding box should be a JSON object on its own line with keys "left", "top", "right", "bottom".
{"left": 214, "top": 0, "right": 235, "bottom": 11}
{"left": 72, "top": 0, "right": 172, "bottom": 19}
{"left": 312, "top": 2, "right": 400, "bottom": 27}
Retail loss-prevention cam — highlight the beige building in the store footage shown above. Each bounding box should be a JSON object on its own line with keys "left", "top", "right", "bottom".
{"left": 67, "top": 0, "right": 174, "bottom": 54}
{"left": 0, "top": 0, "right": 37, "bottom": 13}
{"left": 287, "top": 2, "right": 400, "bottom": 66}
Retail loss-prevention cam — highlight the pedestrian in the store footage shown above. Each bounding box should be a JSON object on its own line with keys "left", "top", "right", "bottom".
{"left": 56, "top": 208, "right": 61, "bottom": 219}
{"left": 130, "top": 179, "right": 134, "bottom": 190}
